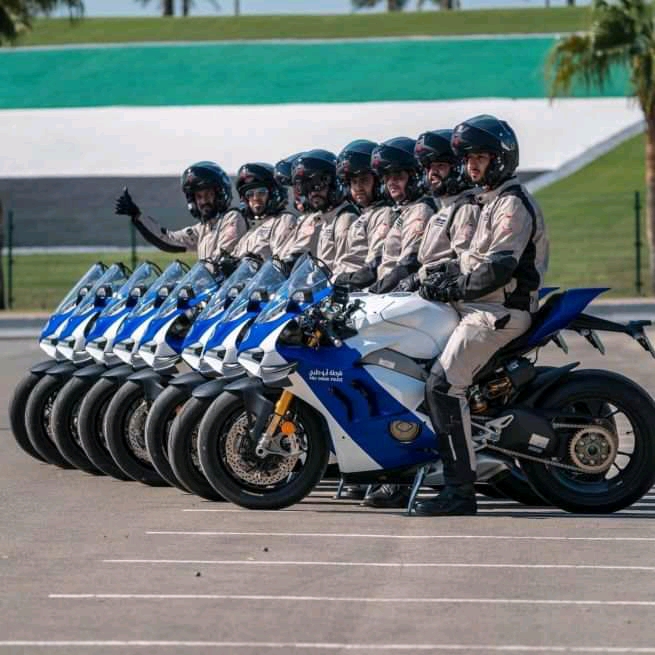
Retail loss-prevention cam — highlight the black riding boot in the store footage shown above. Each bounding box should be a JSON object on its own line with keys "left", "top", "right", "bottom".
{"left": 362, "top": 484, "right": 411, "bottom": 509}
{"left": 414, "top": 377, "right": 477, "bottom": 516}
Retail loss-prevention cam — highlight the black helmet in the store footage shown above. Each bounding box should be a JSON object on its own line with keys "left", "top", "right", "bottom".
{"left": 274, "top": 152, "right": 304, "bottom": 188}
{"left": 371, "top": 137, "right": 422, "bottom": 202}
{"left": 292, "top": 149, "right": 342, "bottom": 210}
{"left": 236, "top": 162, "right": 287, "bottom": 217}
{"left": 415, "top": 130, "right": 470, "bottom": 196}
{"left": 451, "top": 115, "right": 519, "bottom": 188}
{"left": 336, "top": 140, "right": 380, "bottom": 205}
{"left": 181, "top": 161, "right": 233, "bottom": 222}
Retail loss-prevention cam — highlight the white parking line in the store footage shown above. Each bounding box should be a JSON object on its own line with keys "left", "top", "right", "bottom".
{"left": 2, "top": 642, "right": 655, "bottom": 652}
{"left": 47, "top": 594, "right": 655, "bottom": 606}
{"left": 146, "top": 531, "right": 655, "bottom": 541}
{"left": 101, "top": 559, "right": 655, "bottom": 571}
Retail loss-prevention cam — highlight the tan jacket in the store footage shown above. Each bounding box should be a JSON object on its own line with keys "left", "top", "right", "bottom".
{"left": 418, "top": 191, "right": 479, "bottom": 279}
{"left": 339, "top": 203, "right": 395, "bottom": 275}
{"left": 276, "top": 203, "right": 359, "bottom": 274}
{"left": 376, "top": 198, "right": 434, "bottom": 280}
{"left": 460, "top": 177, "right": 549, "bottom": 313}
{"left": 133, "top": 209, "right": 248, "bottom": 259}
{"left": 233, "top": 211, "right": 297, "bottom": 259}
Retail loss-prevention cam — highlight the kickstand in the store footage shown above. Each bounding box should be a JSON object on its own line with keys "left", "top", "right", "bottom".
{"left": 406, "top": 465, "right": 429, "bottom": 516}
{"left": 334, "top": 477, "right": 346, "bottom": 499}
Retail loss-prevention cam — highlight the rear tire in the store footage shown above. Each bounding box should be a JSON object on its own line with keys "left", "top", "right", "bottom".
{"left": 522, "top": 370, "right": 655, "bottom": 513}
{"left": 78, "top": 377, "right": 131, "bottom": 480}
{"left": 144, "top": 385, "right": 193, "bottom": 491}
{"left": 24, "top": 375, "right": 74, "bottom": 468}
{"left": 104, "top": 381, "right": 168, "bottom": 486}
{"left": 488, "top": 470, "right": 548, "bottom": 506}
{"left": 198, "top": 392, "right": 329, "bottom": 509}
{"left": 51, "top": 376, "right": 103, "bottom": 474}
{"left": 168, "top": 397, "right": 225, "bottom": 501}
{"left": 9, "top": 372, "right": 48, "bottom": 462}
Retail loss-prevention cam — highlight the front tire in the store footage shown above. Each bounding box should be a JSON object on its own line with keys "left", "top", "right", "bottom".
{"left": 198, "top": 392, "right": 329, "bottom": 509}
{"left": 522, "top": 370, "right": 655, "bottom": 513}
{"left": 103, "top": 381, "right": 168, "bottom": 486}
{"left": 168, "top": 397, "right": 225, "bottom": 501}
{"left": 24, "top": 374, "right": 74, "bottom": 468}
{"left": 51, "top": 376, "right": 103, "bottom": 474}
{"left": 9, "top": 372, "right": 48, "bottom": 462}
{"left": 144, "top": 385, "right": 193, "bottom": 491}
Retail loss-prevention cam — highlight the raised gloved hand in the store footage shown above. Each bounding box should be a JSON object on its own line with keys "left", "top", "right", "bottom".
{"left": 394, "top": 273, "right": 420, "bottom": 293}
{"left": 115, "top": 187, "right": 141, "bottom": 219}
{"left": 418, "top": 272, "right": 463, "bottom": 303}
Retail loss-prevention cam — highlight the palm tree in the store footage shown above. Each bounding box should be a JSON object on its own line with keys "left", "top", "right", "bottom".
{"left": 547, "top": 0, "right": 655, "bottom": 291}
{"left": 352, "top": 0, "right": 410, "bottom": 11}
{"left": 0, "top": 0, "right": 83, "bottom": 42}
{"left": 136, "top": 0, "right": 225, "bottom": 16}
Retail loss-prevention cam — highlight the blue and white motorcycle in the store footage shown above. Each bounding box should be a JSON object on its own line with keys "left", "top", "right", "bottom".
{"left": 197, "top": 256, "right": 655, "bottom": 514}
{"left": 23, "top": 263, "right": 132, "bottom": 468}
{"left": 101, "top": 259, "right": 225, "bottom": 485}
{"left": 49, "top": 261, "right": 163, "bottom": 473}
{"left": 76, "top": 259, "right": 190, "bottom": 480}
{"left": 9, "top": 261, "right": 108, "bottom": 462}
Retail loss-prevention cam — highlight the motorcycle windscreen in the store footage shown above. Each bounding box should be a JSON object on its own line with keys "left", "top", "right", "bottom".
{"left": 98, "top": 260, "right": 163, "bottom": 318}
{"left": 129, "top": 260, "right": 190, "bottom": 319}
{"left": 67, "top": 262, "right": 131, "bottom": 319}
{"left": 156, "top": 260, "right": 218, "bottom": 319}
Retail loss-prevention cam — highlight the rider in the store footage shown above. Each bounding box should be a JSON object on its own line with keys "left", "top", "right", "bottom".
{"left": 276, "top": 149, "right": 359, "bottom": 275}
{"left": 232, "top": 162, "right": 297, "bottom": 259}
{"left": 359, "top": 137, "right": 435, "bottom": 293}
{"left": 362, "top": 130, "right": 481, "bottom": 509}
{"left": 334, "top": 140, "right": 395, "bottom": 284}
{"left": 114, "top": 161, "right": 248, "bottom": 259}
{"left": 414, "top": 115, "right": 549, "bottom": 516}
{"left": 274, "top": 153, "right": 305, "bottom": 214}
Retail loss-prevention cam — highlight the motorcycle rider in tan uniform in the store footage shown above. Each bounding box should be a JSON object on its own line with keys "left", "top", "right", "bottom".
{"left": 414, "top": 115, "right": 549, "bottom": 516}
{"left": 114, "top": 161, "right": 247, "bottom": 259}
{"left": 363, "top": 129, "right": 482, "bottom": 509}
{"left": 276, "top": 149, "right": 359, "bottom": 276}
{"left": 232, "top": 162, "right": 296, "bottom": 260}
{"left": 333, "top": 140, "right": 395, "bottom": 289}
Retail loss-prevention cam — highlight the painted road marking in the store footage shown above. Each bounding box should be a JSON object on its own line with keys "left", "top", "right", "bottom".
{"left": 146, "top": 531, "right": 655, "bottom": 541}
{"left": 48, "top": 594, "right": 655, "bottom": 606}
{"left": 101, "top": 560, "right": 655, "bottom": 571}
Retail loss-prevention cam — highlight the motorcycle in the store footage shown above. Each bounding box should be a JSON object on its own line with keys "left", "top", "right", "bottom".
{"left": 49, "top": 261, "right": 162, "bottom": 472}
{"left": 197, "top": 257, "right": 655, "bottom": 514}
{"left": 76, "top": 260, "right": 190, "bottom": 480}
{"left": 101, "top": 259, "right": 224, "bottom": 485}
{"left": 9, "top": 262, "right": 108, "bottom": 462}
{"left": 144, "top": 255, "right": 264, "bottom": 493}
{"left": 23, "top": 263, "right": 131, "bottom": 468}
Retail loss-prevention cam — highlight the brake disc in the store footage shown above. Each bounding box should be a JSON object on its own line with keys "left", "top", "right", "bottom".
{"left": 126, "top": 400, "right": 151, "bottom": 464}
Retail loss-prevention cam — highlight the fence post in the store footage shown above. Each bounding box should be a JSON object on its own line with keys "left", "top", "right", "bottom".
{"left": 635, "top": 191, "right": 643, "bottom": 296}
{"left": 130, "top": 220, "right": 137, "bottom": 270}
{"left": 7, "top": 209, "right": 14, "bottom": 309}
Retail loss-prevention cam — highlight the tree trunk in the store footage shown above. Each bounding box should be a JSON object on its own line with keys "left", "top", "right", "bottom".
{"left": 646, "top": 120, "right": 655, "bottom": 294}
{"left": 234, "top": 0, "right": 240, "bottom": 16}
{"left": 182, "top": 0, "right": 191, "bottom": 16}
{"left": 0, "top": 199, "right": 5, "bottom": 310}
{"left": 566, "top": 0, "right": 575, "bottom": 5}
{"left": 162, "top": 0, "right": 174, "bottom": 16}
{"left": 439, "top": 0, "right": 455, "bottom": 8}
{"left": 387, "top": 0, "right": 401, "bottom": 10}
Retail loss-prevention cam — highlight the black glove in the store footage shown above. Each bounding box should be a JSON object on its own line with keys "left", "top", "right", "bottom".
{"left": 394, "top": 273, "right": 419, "bottom": 293}
{"left": 216, "top": 253, "right": 240, "bottom": 277}
{"left": 115, "top": 187, "right": 141, "bottom": 219}
{"left": 335, "top": 265, "right": 377, "bottom": 291}
{"left": 418, "top": 273, "right": 463, "bottom": 303}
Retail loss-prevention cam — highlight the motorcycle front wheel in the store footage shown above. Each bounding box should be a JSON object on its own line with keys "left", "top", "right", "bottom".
{"left": 198, "top": 391, "right": 329, "bottom": 509}
{"left": 522, "top": 370, "right": 655, "bottom": 514}
{"left": 9, "top": 371, "right": 48, "bottom": 462}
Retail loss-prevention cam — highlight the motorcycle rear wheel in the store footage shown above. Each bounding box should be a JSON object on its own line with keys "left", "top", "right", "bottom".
{"left": 522, "top": 370, "right": 655, "bottom": 513}
{"left": 198, "top": 391, "right": 329, "bottom": 509}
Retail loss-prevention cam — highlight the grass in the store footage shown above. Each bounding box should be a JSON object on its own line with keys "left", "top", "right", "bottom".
{"left": 1, "top": 133, "right": 648, "bottom": 311}
{"left": 12, "top": 7, "right": 592, "bottom": 46}
{"left": 535, "top": 132, "right": 647, "bottom": 298}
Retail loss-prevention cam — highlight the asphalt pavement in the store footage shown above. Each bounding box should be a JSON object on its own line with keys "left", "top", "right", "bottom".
{"left": 2, "top": 335, "right": 655, "bottom": 654}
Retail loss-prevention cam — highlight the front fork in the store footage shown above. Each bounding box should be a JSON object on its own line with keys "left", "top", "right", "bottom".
{"left": 254, "top": 389, "right": 295, "bottom": 458}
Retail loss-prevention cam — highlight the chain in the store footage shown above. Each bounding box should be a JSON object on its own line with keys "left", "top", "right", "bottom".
{"left": 484, "top": 443, "right": 585, "bottom": 472}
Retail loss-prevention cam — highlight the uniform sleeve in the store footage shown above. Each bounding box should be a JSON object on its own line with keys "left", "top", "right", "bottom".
{"left": 365, "top": 206, "right": 394, "bottom": 264}
{"left": 458, "top": 196, "right": 534, "bottom": 300}
{"left": 217, "top": 210, "right": 249, "bottom": 255}
{"left": 449, "top": 203, "right": 480, "bottom": 258}
{"left": 397, "top": 202, "right": 431, "bottom": 267}
{"left": 279, "top": 213, "right": 319, "bottom": 262}
{"left": 333, "top": 209, "right": 358, "bottom": 274}
{"left": 132, "top": 214, "right": 197, "bottom": 253}
{"left": 271, "top": 212, "right": 298, "bottom": 257}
